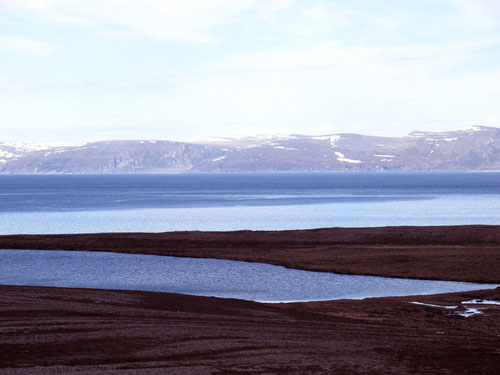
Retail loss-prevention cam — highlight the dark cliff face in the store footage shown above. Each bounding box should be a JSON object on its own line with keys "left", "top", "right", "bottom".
{"left": 0, "top": 141, "right": 225, "bottom": 174}
{"left": 1, "top": 126, "right": 499, "bottom": 173}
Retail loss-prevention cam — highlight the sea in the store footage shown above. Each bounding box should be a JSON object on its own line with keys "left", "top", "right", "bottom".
{"left": 0, "top": 173, "right": 499, "bottom": 234}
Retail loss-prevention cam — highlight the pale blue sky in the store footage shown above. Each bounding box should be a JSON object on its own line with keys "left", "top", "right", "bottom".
{"left": 1, "top": 0, "right": 500, "bottom": 142}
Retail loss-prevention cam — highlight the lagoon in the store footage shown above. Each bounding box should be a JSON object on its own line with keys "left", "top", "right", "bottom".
{"left": 0, "top": 249, "right": 496, "bottom": 303}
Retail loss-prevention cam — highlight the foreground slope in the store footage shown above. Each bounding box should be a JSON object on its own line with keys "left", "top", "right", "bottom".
{"left": 0, "top": 281, "right": 498, "bottom": 373}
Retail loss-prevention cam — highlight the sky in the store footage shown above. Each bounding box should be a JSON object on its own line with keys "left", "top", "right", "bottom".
{"left": 1, "top": 0, "right": 500, "bottom": 142}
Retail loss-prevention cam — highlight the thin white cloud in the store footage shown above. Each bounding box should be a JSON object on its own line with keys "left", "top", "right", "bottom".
{"left": 256, "top": 1, "right": 351, "bottom": 39}
{"left": 0, "top": 35, "right": 56, "bottom": 55}
{"left": 5, "top": 0, "right": 260, "bottom": 43}
{"left": 5, "top": 0, "right": 350, "bottom": 44}
{"left": 205, "top": 39, "right": 489, "bottom": 78}
{"left": 448, "top": 0, "right": 500, "bottom": 29}
{"left": 153, "top": 38, "right": 500, "bottom": 136}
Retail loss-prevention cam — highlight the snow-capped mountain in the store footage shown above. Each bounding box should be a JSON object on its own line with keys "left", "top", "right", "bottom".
{"left": 0, "top": 142, "right": 84, "bottom": 167}
{"left": 1, "top": 126, "right": 499, "bottom": 173}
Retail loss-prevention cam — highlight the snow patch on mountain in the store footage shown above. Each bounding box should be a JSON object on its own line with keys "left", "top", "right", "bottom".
{"left": 0, "top": 150, "right": 18, "bottom": 158}
{"left": 0, "top": 142, "right": 84, "bottom": 152}
{"left": 212, "top": 156, "right": 226, "bottom": 162}
{"left": 274, "top": 146, "right": 299, "bottom": 151}
{"left": 335, "top": 151, "right": 362, "bottom": 164}
{"left": 308, "top": 135, "right": 341, "bottom": 147}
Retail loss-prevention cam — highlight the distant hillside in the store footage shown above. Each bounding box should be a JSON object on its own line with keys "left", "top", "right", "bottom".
{"left": 1, "top": 126, "right": 499, "bottom": 173}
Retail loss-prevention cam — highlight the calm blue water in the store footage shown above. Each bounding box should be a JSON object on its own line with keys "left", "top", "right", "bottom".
{"left": 0, "top": 173, "right": 499, "bottom": 234}
{"left": 1, "top": 250, "right": 496, "bottom": 302}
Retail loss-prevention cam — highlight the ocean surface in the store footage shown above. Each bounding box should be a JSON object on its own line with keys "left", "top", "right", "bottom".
{"left": 0, "top": 173, "right": 499, "bottom": 234}
{"left": 1, "top": 250, "right": 497, "bottom": 302}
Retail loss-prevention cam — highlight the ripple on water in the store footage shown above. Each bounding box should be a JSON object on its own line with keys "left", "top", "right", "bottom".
{"left": 0, "top": 250, "right": 498, "bottom": 303}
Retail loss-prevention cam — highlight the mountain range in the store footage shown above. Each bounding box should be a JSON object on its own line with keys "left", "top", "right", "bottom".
{"left": 1, "top": 126, "right": 499, "bottom": 173}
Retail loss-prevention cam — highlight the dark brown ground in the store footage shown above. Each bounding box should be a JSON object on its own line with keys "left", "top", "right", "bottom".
{"left": 1, "top": 225, "right": 500, "bottom": 374}
{"left": 0, "top": 286, "right": 499, "bottom": 374}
